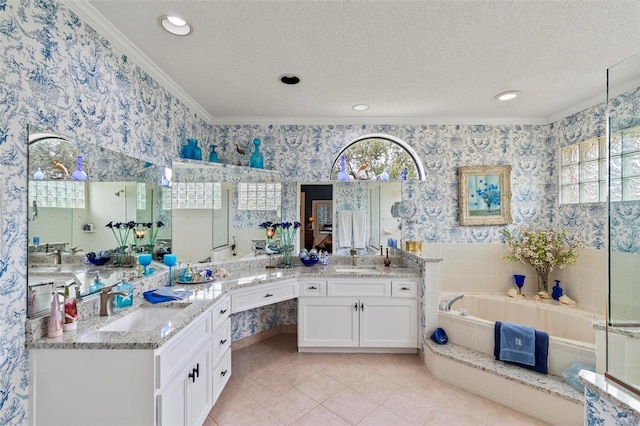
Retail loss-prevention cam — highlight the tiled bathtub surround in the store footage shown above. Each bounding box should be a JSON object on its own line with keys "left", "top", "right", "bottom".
{"left": 438, "top": 295, "right": 598, "bottom": 377}
{"left": 429, "top": 244, "right": 607, "bottom": 315}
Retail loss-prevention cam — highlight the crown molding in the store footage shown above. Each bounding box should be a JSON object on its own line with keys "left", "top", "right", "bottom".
{"left": 208, "top": 115, "right": 549, "bottom": 126}
{"left": 62, "top": 0, "right": 212, "bottom": 122}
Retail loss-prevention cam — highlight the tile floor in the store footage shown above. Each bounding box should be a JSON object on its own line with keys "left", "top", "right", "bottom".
{"left": 205, "top": 334, "right": 548, "bottom": 425}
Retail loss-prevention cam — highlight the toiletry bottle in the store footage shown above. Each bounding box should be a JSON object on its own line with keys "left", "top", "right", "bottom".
{"left": 114, "top": 281, "right": 134, "bottom": 308}
{"left": 63, "top": 285, "right": 78, "bottom": 331}
{"left": 47, "top": 289, "right": 63, "bottom": 338}
{"left": 91, "top": 272, "right": 104, "bottom": 293}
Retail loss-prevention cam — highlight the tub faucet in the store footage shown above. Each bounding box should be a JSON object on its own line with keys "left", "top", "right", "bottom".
{"left": 99, "top": 284, "right": 130, "bottom": 316}
{"left": 350, "top": 248, "right": 358, "bottom": 266}
{"left": 439, "top": 293, "right": 464, "bottom": 311}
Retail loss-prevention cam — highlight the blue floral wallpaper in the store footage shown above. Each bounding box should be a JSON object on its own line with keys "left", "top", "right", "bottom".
{"left": 0, "top": 0, "right": 634, "bottom": 422}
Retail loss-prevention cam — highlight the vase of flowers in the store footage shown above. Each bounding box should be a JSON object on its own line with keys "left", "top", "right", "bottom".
{"left": 106, "top": 221, "right": 136, "bottom": 266}
{"left": 135, "top": 221, "right": 165, "bottom": 258}
{"left": 259, "top": 221, "right": 278, "bottom": 249}
{"left": 500, "top": 226, "right": 583, "bottom": 294}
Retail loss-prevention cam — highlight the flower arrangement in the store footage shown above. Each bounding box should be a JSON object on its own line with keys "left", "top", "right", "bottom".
{"left": 142, "top": 221, "right": 165, "bottom": 247}
{"left": 259, "top": 220, "right": 301, "bottom": 266}
{"left": 500, "top": 226, "right": 584, "bottom": 293}
{"left": 105, "top": 221, "right": 136, "bottom": 248}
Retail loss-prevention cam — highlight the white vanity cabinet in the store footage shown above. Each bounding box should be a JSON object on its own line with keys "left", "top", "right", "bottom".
{"left": 298, "top": 278, "right": 418, "bottom": 351}
{"left": 29, "top": 295, "right": 232, "bottom": 426}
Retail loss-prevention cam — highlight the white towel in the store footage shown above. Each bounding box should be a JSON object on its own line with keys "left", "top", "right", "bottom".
{"left": 352, "top": 211, "right": 367, "bottom": 248}
{"left": 338, "top": 211, "right": 352, "bottom": 248}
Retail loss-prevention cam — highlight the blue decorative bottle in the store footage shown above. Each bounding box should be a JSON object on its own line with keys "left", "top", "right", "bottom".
{"left": 338, "top": 155, "right": 349, "bottom": 181}
{"left": 249, "top": 138, "right": 264, "bottom": 169}
{"left": 209, "top": 144, "right": 219, "bottom": 163}
{"left": 71, "top": 155, "right": 88, "bottom": 181}
{"left": 552, "top": 280, "right": 563, "bottom": 300}
{"left": 188, "top": 139, "right": 202, "bottom": 160}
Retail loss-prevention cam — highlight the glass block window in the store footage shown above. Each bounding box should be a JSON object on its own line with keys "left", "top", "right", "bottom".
{"left": 171, "top": 182, "right": 222, "bottom": 209}
{"left": 560, "top": 126, "right": 640, "bottom": 204}
{"left": 237, "top": 182, "right": 282, "bottom": 210}
{"left": 611, "top": 127, "right": 640, "bottom": 202}
{"left": 559, "top": 138, "right": 607, "bottom": 204}
{"left": 161, "top": 187, "right": 172, "bottom": 210}
{"left": 28, "top": 181, "right": 85, "bottom": 208}
{"left": 137, "top": 183, "right": 146, "bottom": 210}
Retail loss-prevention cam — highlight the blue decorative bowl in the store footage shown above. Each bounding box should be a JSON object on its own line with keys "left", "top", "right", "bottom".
{"left": 300, "top": 257, "right": 319, "bottom": 266}
{"left": 87, "top": 257, "right": 110, "bottom": 266}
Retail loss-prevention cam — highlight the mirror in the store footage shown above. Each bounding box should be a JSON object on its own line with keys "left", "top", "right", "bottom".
{"left": 607, "top": 51, "right": 640, "bottom": 393}
{"left": 171, "top": 160, "right": 282, "bottom": 262}
{"left": 301, "top": 181, "right": 402, "bottom": 254}
{"left": 27, "top": 125, "right": 171, "bottom": 305}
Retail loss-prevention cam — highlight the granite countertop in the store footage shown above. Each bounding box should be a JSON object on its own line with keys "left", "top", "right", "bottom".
{"left": 28, "top": 263, "right": 420, "bottom": 351}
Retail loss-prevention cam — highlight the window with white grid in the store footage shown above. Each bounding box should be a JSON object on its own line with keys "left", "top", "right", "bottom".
{"left": 610, "top": 126, "right": 640, "bottom": 202}
{"left": 28, "top": 181, "right": 85, "bottom": 208}
{"left": 237, "top": 182, "right": 282, "bottom": 210}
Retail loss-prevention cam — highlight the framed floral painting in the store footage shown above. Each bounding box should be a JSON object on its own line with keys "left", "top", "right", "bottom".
{"left": 458, "top": 165, "right": 512, "bottom": 226}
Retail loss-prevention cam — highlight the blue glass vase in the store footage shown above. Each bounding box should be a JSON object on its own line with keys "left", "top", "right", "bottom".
{"left": 188, "top": 139, "right": 202, "bottom": 160}
{"left": 250, "top": 138, "right": 264, "bottom": 169}
{"left": 338, "top": 155, "right": 349, "bottom": 181}
{"left": 209, "top": 144, "right": 219, "bottom": 163}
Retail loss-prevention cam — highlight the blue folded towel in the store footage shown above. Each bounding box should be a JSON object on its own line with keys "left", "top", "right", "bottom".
{"left": 494, "top": 321, "right": 549, "bottom": 374}
{"left": 498, "top": 321, "right": 536, "bottom": 366}
{"left": 143, "top": 288, "right": 193, "bottom": 304}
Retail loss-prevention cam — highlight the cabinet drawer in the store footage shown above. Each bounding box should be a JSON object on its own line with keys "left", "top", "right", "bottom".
{"left": 212, "top": 349, "right": 231, "bottom": 403}
{"left": 212, "top": 320, "right": 231, "bottom": 365}
{"left": 231, "top": 279, "right": 298, "bottom": 313}
{"left": 299, "top": 280, "right": 326, "bottom": 296}
{"left": 156, "top": 314, "right": 210, "bottom": 390}
{"left": 327, "top": 279, "right": 391, "bottom": 297}
{"left": 212, "top": 295, "right": 230, "bottom": 330}
{"left": 392, "top": 280, "right": 418, "bottom": 298}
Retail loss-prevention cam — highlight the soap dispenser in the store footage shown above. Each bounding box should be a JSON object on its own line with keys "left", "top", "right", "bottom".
{"left": 90, "top": 272, "right": 105, "bottom": 293}
{"left": 114, "top": 281, "right": 134, "bottom": 308}
{"left": 47, "top": 289, "right": 63, "bottom": 338}
{"left": 552, "top": 280, "right": 564, "bottom": 300}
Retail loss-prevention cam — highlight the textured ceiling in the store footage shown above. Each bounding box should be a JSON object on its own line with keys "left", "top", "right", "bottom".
{"left": 76, "top": 0, "right": 640, "bottom": 125}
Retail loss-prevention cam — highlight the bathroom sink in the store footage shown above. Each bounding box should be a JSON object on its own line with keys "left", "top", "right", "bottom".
{"left": 334, "top": 267, "right": 380, "bottom": 274}
{"left": 99, "top": 306, "right": 185, "bottom": 332}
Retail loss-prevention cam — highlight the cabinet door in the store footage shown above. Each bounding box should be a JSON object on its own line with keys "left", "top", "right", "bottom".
{"left": 298, "top": 297, "right": 359, "bottom": 347}
{"left": 186, "top": 344, "right": 212, "bottom": 426}
{"left": 359, "top": 298, "right": 417, "bottom": 348}
{"left": 157, "top": 372, "right": 186, "bottom": 426}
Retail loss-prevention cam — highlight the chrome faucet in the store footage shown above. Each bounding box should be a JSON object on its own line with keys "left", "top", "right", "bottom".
{"left": 350, "top": 248, "right": 358, "bottom": 266}
{"left": 439, "top": 293, "right": 464, "bottom": 311}
{"left": 70, "top": 246, "right": 83, "bottom": 255}
{"left": 99, "top": 284, "right": 130, "bottom": 316}
{"left": 47, "top": 249, "right": 62, "bottom": 265}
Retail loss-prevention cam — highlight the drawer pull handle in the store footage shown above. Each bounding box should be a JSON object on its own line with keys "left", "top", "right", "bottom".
{"left": 354, "top": 303, "right": 358, "bottom": 311}
{"left": 361, "top": 302, "right": 364, "bottom": 311}
{"left": 265, "top": 293, "right": 273, "bottom": 298}
{"left": 220, "top": 339, "right": 227, "bottom": 345}
{"left": 221, "top": 369, "right": 228, "bottom": 377}
{"left": 308, "top": 286, "right": 317, "bottom": 290}
{"left": 400, "top": 287, "right": 410, "bottom": 290}
{"left": 220, "top": 309, "right": 227, "bottom": 315}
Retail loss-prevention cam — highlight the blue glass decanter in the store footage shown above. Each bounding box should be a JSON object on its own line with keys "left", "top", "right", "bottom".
{"left": 249, "top": 138, "right": 264, "bottom": 169}
{"left": 209, "top": 144, "right": 219, "bottom": 163}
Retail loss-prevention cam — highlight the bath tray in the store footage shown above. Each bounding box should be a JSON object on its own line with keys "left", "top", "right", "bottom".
{"left": 176, "top": 276, "right": 216, "bottom": 285}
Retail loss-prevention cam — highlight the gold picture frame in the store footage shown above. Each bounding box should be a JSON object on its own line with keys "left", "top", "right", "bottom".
{"left": 458, "top": 165, "right": 512, "bottom": 226}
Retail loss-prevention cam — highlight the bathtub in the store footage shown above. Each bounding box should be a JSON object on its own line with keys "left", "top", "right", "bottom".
{"left": 438, "top": 293, "right": 602, "bottom": 376}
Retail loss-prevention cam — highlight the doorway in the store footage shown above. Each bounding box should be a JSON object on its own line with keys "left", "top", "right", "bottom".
{"left": 300, "top": 184, "right": 333, "bottom": 252}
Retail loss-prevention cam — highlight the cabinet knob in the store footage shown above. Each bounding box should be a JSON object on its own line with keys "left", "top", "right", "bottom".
{"left": 400, "top": 287, "right": 410, "bottom": 291}
{"left": 308, "top": 286, "right": 317, "bottom": 290}
{"left": 265, "top": 293, "right": 273, "bottom": 298}
{"left": 220, "top": 338, "right": 227, "bottom": 345}
{"left": 354, "top": 303, "right": 358, "bottom": 311}
{"left": 220, "top": 309, "right": 227, "bottom": 315}
{"left": 360, "top": 302, "right": 364, "bottom": 311}
{"left": 221, "top": 369, "right": 228, "bottom": 377}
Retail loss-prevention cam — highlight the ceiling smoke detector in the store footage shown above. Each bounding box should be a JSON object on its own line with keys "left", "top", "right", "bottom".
{"left": 279, "top": 75, "right": 301, "bottom": 85}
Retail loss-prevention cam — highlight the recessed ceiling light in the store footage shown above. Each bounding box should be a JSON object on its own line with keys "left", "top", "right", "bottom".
{"left": 161, "top": 15, "right": 191, "bottom": 36}
{"left": 279, "top": 75, "right": 300, "bottom": 85}
{"left": 352, "top": 104, "right": 369, "bottom": 111}
{"left": 494, "top": 91, "right": 520, "bottom": 101}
